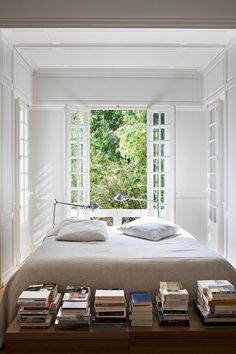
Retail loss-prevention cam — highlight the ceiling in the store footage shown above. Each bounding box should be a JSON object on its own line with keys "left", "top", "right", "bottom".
{"left": 4, "top": 28, "right": 236, "bottom": 72}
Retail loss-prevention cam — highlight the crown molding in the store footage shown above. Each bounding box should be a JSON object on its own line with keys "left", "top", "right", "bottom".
{"left": 1, "top": 17, "right": 236, "bottom": 28}
{"left": 34, "top": 67, "right": 201, "bottom": 78}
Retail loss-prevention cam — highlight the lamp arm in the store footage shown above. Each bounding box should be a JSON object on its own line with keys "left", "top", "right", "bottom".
{"left": 53, "top": 199, "right": 91, "bottom": 227}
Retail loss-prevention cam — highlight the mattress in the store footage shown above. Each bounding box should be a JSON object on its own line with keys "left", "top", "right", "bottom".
{"left": 1, "top": 225, "right": 236, "bottom": 347}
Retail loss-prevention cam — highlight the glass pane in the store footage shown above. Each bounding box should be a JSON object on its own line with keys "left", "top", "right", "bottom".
{"left": 71, "top": 190, "right": 78, "bottom": 203}
{"left": 20, "top": 140, "right": 24, "bottom": 155}
{"left": 71, "top": 174, "right": 77, "bottom": 188}
{"left": 160, "top": 113, "right": 165, "bottom": 125}
{"left": 153, "top": 189, "right": 159, "bottom": 202}
{"left": 153, "top": 159, "right": 159, "bottom": 172}
{"left": 160, "top": 190, "right": 165, "bottom": 203}
{"left": 161, "top": 159, "right": 165, "bottom": 172}
{"left": 78, "top": 143, "right": 84, "bottom": 157}
{"left": 153, "top": 144, "right": 159, "bottom": 157}
{"left": 70, "top": 112, "right": 78, "bottom": 125}
{"left": 78, "top": 128, "right": 84, "bottom": 140}
{"left": 160, "top": 174, "right": 165, "bottom": 188}
{"left": 161, "top": 128, "right": 165, "bottom": 140}
{"left": 160, "top": 205, "right": 166, "bottom": 218}
{"left": 210, "top": 158, "right": 216, "bottom": 173}
{"left": 24, "top": 141, "right": 28, "bottom": 157}
{"left": 24, "top": 124, "right": 28, "bottom": 140}
{"left": 71, "top": 143, "right": 77, "bottom": 157}
{"left": 71, "top": 159, "right": 77, "bottom": 172}
{"left": 153, "top": 113, "right": 159, "bottom": 125}
{"left": 78, "top": 190, "right": 84, "bottom": 203}
{"left": 70, "top": 127, "right": 77, "bottom": 140}
{"left": 78, "top": 112, "right": 84, "bottom": 125}
{"left": 153, "top": 128, "right": 159, "bottom": 141}
{"left": 78, "top": 159, "right": 83, "bottom": 173}
{"left": 78, "top": 174, "right": 83, "bottom": 187}
{"left": 153, "top": 174, "right": 159, "bottom": 188}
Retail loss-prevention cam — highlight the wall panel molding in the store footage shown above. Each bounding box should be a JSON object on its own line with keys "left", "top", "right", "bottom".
{"left": 34, "top": 74, "right": 201, "bottom": 106}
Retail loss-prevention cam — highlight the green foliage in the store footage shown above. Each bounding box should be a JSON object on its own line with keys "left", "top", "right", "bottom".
{"left": 90, "top": 110, "right": 147, "bottom": 209}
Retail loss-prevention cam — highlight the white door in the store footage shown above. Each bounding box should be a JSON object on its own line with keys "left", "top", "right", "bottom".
{"left": 207, "top": 100, "right": 223, "bottom": 253}
{"left": 15, "top": 99, "right": 30, "bottom": 264}
{"left": 147, "top": 107, "right": 176, "bottom": 221}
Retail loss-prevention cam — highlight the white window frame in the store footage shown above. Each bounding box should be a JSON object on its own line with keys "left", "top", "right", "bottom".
{"left": 66, "top": 106, "right": 176, "bottom": 224}
{"left": 147, "top": 106, "right": 176, "bottom": 222}
{"left": 66, "top": 105, "right": 90, "bottom": 218}
{"left": 14, "top": 98, "right": 30, "bottom": 264}
{"left": 207, "top": 99, "right": 224, "bottom": 253}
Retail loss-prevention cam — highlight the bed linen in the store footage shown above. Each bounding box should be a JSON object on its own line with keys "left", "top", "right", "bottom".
{"left": 1, "top": 226, "right": 236, "bottom": 347}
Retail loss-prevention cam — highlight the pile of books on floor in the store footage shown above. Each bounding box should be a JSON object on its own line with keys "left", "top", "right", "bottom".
{"left": 156, "top": 281, "right": 189, "bottom": 326}
{"left": 17, "top": 283, "right": 61, "bottom": 328}
{"left": 129, "top": 292, "right": 153, "bottom": 327}
{"left": 193, "top": 279, "right": 236, "bottom": 326}
{"left": 55, "top": 285, "right": 91, "bottom": 329}
{"left": 93, "top": 289, "right": 127, "bottom": 327}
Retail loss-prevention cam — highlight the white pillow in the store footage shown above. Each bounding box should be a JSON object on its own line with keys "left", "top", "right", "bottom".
{"left": 119, "top": 216, "right": 180, "bottom": 242}
{"left": 56, "top": 219, "right": 108, "bottom": 242}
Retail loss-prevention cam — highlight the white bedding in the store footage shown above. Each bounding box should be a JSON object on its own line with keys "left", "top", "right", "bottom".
{"left": 1, "top": 226, "right": 236, "bottom": 347}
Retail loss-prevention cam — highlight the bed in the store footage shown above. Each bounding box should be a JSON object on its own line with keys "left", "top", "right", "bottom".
{"left": 1, "top": 220, "right": 236, "bottom": 348}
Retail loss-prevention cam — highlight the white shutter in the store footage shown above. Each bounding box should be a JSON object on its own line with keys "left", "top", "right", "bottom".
{"left": 147, "top": 107, "right": 175, "bottom": 221}
{"left": 66, "top": 106, "right": 90, "bottom": 218}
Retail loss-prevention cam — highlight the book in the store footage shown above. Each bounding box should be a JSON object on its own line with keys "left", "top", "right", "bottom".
{"left": 18, "top": 315, "right": 52, "bottom": 328}
{"left": 95, "top": 289, "right": 125, "bottom": 302}
{"left": 197, "top": 280, "right": 236, "bottom": 300}
{"left": 130, "top": 292, "right": 152, "bottom": 306}
{"left": 26, "top": 284, "right": 43, "bottom": 291}
{"left": 63, "top": 286, "right": 90, "bottom": 302}
{"left": 156, "top": 307, "right": 189, "bottom": 327}
{"left": 193, "top": 300, "right": 236, "bottom": 326}
{"left": 42, "top": 283, "right": 58, "bottom": 302}
{"left": 61, "top": 301, "right": 88, "bottom": 312}
{"left": 160, "top": 281, "right": 184, "bottom": 291}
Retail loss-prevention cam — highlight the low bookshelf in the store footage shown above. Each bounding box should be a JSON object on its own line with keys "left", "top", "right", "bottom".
{"left": 5, "top": 307, "right": 236, "bottom": 354}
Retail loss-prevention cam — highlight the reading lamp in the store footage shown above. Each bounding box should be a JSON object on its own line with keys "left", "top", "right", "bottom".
{"left": 53, "top": 199, "right": 100, "bottom": 226}
{"left": 114, "top": 193, "right": 160, "bottom": 217}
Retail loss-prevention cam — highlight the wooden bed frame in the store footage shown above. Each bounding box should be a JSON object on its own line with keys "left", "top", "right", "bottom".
{"left": 5, "top": 307, "right": 236, "bottom": 354}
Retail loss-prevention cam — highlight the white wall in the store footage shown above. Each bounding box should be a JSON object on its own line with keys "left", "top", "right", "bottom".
{"left": 34, "top": 72, "right": 201, "bottom": 106}
{"left": 0, "top": 0, "right": 236, "bottom": 27}
{"left": 0, "top": 30, "right": 33, "bottom": 285}
{"left": 175, "top": 109, "right": 207, "bottom": 243}
{"left": 29, "top": 108, "right": 65, "bottom": 246}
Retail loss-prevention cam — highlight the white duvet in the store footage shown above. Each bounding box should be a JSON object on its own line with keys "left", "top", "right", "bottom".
{"left": 1, "top": 226, "right": 236, "bottom": 347}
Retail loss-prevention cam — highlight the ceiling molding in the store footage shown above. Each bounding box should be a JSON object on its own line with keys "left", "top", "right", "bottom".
{"left": 34, "top": 68, "right": 201, "bottom": 78}
{"left": 1, "top": 17, "right": 236, "bottom": 28}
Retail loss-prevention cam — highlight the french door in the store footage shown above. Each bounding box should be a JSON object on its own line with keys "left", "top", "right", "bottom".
{"left": 207, "top": 100, "right": 224, "bottom": 253}
{"left": 15, "top": 99, "right": 30, "bottom": 264}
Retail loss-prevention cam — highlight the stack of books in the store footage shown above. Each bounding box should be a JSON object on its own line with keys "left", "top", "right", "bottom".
{"left": 17, "top": 283, "right": 60, "bottom": 328}
{"left": 193, "top": 279, "right": 236, "bottom": 326}
{"left": 42, "top": 283, "right": 62, "bottom": 317}
{"left": 156, "top": 281, "right": 189, "bottom": 326}
{"left": 129, "top": 292, "right": 153, "bottom": 327}
{"left": 93, "top": 289, "right": 127, "bottom": 327}
{"left": 55, "top": 285, "right": 91, "bottom": 329}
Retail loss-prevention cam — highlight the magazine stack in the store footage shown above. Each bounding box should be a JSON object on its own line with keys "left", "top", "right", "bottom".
{"left": 42, "top": 283, "right": 62, "bottom": 317}
{"left": 193, "top": 280, "right": 236, "bottom": 326}
{"left": 156, "top": 281, "right": 189, "bottom": 326}
{"left": 93, "top": 289, "right": 127, "bottom": 327}
{"left": 55, "top": 285, "right": 91, "bottom": 329}
{"left": 17, "top": 283, "right": 60, "bottom": 328}
{"left": 129, "top": 292, "right": 153, "bottom": 326}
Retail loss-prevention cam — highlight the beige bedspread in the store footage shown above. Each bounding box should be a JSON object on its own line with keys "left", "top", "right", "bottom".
{"left": 1, "top": 226, "right": 236, "bottom": 346}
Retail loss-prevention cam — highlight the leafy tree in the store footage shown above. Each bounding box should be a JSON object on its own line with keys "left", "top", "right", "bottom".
{"left": 90, "top": 110, "right": 147, "bottom": 209}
